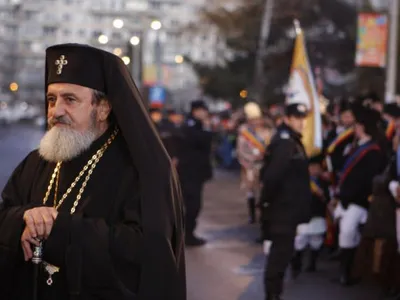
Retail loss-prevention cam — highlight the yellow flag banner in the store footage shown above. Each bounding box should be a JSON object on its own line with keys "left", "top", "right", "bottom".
{"left": 286, "top": 21, "right": 322, "bottom": 157}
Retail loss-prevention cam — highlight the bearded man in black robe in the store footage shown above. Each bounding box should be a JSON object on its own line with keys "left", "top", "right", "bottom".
{"left": 0, "top": 44, "right": 186, "bottom": 300}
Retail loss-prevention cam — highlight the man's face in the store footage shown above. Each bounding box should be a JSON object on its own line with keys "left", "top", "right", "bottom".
{"left": 340, "top": 110, "right": 355, "bottom": 128}
{"left": 354, "top": 123, "right": 365, "bottom": 138}
{"left": 46, "top": 83, "right": 100, "bottom": 132}
{"left": 285, "top": 115, "right": 306, "bottom": 134}
{"left": 248, "top": 117, "right": 263, "bottom": 128}
{"left": 150, "top": 111, "right": 162, "bottom": 123}
{"left": 193, "top": 108, "right": 209, "bottom": 121}
{"left": 40, "top": 83, "right": 111, "bottom": 162}
{"left": 371, "top": 102, "right": 383, "bottom": 113}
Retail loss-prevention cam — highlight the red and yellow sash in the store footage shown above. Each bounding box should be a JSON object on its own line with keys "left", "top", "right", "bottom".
{"left": 327, "top": 128, "right": 354, "bottom": 154}
{"left": 339, "top": 142, "right": 380, "bottom": 186}
{"left": 241, "top": 128, "right": 266, "bottom": 154}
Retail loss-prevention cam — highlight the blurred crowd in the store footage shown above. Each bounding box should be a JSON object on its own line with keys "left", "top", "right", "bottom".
{"left": 150, "top": 91, "right": 400, "bottom": 299}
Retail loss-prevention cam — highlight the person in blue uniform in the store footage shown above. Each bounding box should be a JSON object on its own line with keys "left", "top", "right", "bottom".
{"left": 260, "top": 103, "right": 312, "bottom": 300}
{"left": 177, "top": 100, "right": 213, "bottom": 246}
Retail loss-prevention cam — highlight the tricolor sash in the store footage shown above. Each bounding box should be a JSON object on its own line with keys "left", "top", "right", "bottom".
{"left": 339, "top": 142, "right": 380, "bottom": 185}
{"left": 241, "top": 127, "right": 267, "bottom": 154}
{"left": 327, "top": 128, "right": 354, "bottom": 154}
{"left": 310, "top": 177, "right": 325, "bottom": 199}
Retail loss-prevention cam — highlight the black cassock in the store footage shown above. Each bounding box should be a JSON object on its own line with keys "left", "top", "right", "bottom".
{"left": 0, "top": 129, "right": 144, "bottom": 300}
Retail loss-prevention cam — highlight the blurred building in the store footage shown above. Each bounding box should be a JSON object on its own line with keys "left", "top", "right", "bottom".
{"left": 0, "top": 0, "right": 222, "bottom": 108}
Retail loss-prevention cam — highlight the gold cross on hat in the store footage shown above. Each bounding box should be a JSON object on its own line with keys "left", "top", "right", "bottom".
{"left": 55, "top": 55, "right": 68, "bottom": 75}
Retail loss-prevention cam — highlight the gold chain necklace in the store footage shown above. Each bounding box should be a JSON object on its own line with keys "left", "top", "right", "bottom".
{"left": 42, "top": 128, "right": 119, "bottom": 214}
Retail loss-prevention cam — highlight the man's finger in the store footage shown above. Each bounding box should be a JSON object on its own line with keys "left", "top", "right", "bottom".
{"left": 50, "top": 209, "right": 58, "bottom": 220}
{"left": 32, "top": 211, "right": 45, "bottom": 238}
{"left": 41, "top": 210, "right": 54, "bottom": 238}
{"left": 22, "top": 240, "right": 32, "bottom": 261}
{"left": 24, "top": 214, "right": 37, "bottom": 238}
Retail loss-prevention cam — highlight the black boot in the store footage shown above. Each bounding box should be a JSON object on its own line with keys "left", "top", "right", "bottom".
{"left": 266, "top": 293, "right": 283, "bottom": 300}
{"left": 247, "top": 197, "right": 256, "bottom": 224}
{"left": 306, "top": 250, "right": 319, "bottom": 272}
{"left": 339, "top": 248, "right": 356, "bottom": 286}
{"left": 290, "top": 251, "right": 303, "bottom": 279}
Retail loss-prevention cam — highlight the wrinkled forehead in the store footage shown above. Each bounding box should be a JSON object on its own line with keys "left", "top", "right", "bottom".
{"left": 46, "top": 83, "right": 93, "bottom": 97}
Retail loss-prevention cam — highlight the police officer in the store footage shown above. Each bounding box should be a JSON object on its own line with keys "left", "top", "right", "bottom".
{"left": 260, "top": 103, "right": 312, "bottom": 300}
{"left": 149, "top": 107, "right": 180, "bottom": 166}
{"left": 177, "top": 100, "right": 213, "bottom": 246}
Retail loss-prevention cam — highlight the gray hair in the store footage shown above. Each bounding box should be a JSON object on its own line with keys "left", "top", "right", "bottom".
{"left": 92, "top": 90, "right": 107, "bottom": 105}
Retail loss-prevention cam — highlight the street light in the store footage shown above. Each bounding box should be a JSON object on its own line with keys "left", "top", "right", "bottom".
{"left": 240, "top": 89, "right": 248, "bottom": 99}
{"left": 122, "top": 56, "right": 131, "bottom": 65}
{"left": 130, "top": 36, "right": 140, "bottom": 46}
{"left": 150, "top": 20, "right": 162, "bottom": 31}
{"left": 9, "top": 82, "right": 19, "bottom": 92}
{"left": 175, "top": 55, "right": 184, "bottom": 64}
{"left": 98, "top": 34, "right": 109, "bottom": 44}
{"left": 113, "top": 48, "right": 123, "bottom": 56}
{"left": 113, "top": 18, "right": 124, "bottom": 29}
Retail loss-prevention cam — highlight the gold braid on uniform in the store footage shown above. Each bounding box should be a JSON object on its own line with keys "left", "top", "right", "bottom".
{"left": 42, "top": 127, "right": 119, "bottom": 215}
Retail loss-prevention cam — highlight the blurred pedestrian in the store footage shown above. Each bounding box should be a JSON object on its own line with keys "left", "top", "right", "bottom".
{"left": 260, "top": 103, "right": 312, "bottom": 300}
{"left": 334, "top": 105, "right": 387, "bottom": 286}
{"left": 237, "top": 102, "right": 272, "bottom": 223}
{"left": 177, "top": 100, "right": 213, "bottom": 246}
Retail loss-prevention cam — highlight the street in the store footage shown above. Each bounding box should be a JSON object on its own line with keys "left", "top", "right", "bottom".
{"left": 0, "top": 125, "right": 382, "bottom": 300}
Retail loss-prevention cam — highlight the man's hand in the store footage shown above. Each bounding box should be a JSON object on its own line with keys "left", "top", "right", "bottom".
{"left": 21, "top": 226, "right": 40, "bottom": 261}
{"left": 23, "top": 207, "right": 58, "bottom": 240}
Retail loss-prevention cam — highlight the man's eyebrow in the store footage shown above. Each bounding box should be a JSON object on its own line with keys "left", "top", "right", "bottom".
{"left": 60, "top": 92, "right": 79, "bottom": 98}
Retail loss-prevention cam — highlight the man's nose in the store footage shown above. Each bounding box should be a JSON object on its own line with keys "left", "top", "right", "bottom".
{"left": 52, "top": 99, "right": 66, "bottom": 117}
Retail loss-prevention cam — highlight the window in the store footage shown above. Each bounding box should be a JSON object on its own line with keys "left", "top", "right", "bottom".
{"left": 112, "top": 32, "right": 122, "bottom": 40}
{"left": 92, "top": 30, "right": 101, "bottom": 38}
{"left": 63, "top": 14, "right": 70, "bottom": 21}
{"left": 63, "top": 29, "right": 71, "bottom": 36}
{"left": 43, "top": 26, "right": 57, "bottom": 35}
{"left": 79, "top": 29, "right": 85, "bottom": 37}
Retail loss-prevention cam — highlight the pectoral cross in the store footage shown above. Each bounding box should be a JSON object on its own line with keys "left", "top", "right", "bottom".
{"left": 55, "top": 55, "right": 68, "bottom": 75}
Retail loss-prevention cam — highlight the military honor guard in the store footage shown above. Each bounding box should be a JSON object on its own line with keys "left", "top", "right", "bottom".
{"left": 237, "top": 102, "right": 272, "bottom": 223}
{"left": 334, "top": 105, "right": 387, "bottom": 286}
{"left": 291, "top": 154, "right": 330, "bottom": 277}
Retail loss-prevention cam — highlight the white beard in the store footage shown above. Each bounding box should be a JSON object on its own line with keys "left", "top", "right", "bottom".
{"left": 39, "top": 126, "right": 97, "bottom": 162}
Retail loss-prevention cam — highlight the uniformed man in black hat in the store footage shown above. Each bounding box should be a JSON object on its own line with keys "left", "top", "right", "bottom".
{"left": 0, "top": 44, "right": 186, "bottom": 300}
{"left": 260, "top": 103, "right": 312, "bottom": 300}
{"left": 177, "top": 99, "right": 213, "bottom": 246}
{"left": 334, "top": 104, "right": 387, "bottom": 286}
{"left": 149, "top": 107, "right": 180, "bottom": 166}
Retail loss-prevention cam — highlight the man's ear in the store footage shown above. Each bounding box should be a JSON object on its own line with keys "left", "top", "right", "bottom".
{"left": 98, "top": 99, "right": 112, "bottom": 122}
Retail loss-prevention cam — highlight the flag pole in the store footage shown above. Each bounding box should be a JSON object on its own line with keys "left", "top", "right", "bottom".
{"left": 385, "top": 0, "right": 399, "bottom": 103}
{"left": 293, "top": 19, "right": 302, "bottom": 35}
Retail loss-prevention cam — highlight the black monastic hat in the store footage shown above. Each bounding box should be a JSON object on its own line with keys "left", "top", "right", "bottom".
{"left": 285, "top": 103, "right": 308, "bottom": 118}
{"left": 352, "top": 104, "right": 381, "bottom": 135}
{"left": 45, "top": 44, "right": 185, "bottom": 299}
{"left": 190, "top": 99, "right": 208, "bottom": 111}
{"left": 384, "top": 103, "right": 400, "bottom": 118}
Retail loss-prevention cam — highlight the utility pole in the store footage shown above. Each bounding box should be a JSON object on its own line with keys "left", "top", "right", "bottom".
{"left": 385, "top": 0, "right": 399, "bottom": 103}
{"left": 251, "top": 0, "right": 274, "bottom": 102}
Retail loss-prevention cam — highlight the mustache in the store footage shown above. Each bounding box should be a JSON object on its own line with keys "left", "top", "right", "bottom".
{"left": 48, "top": 116, "right": 72, "bottom": 127}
